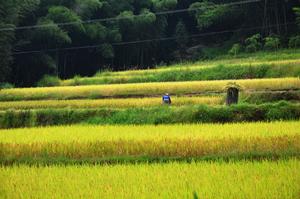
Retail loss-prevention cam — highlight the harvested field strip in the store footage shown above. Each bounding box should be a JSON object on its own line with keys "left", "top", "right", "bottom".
{"left": 0, "top": 122, "right": 299, "bottom": 162}
{"left": 1, "top": 78, "right": 299, "bottom": 101}
{"left": 1, "top": 160, "right": 299, "bottom": 199}
{"left": 0, "top": 96, "right": 223, "bottom": 110}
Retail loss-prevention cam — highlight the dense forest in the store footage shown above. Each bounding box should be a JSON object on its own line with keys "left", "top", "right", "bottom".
{"left": 0, "top": 0, "right": 300, "bottom": 87}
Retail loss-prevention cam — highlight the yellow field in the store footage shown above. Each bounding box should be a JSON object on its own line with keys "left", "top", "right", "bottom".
{"left": 1, "top": 78, "right": 299, "bottom": 101}
{"left": 88, "top": 59, "right": 300, "bottom": 78}
{"left": 0, "top": 96, "right": 223, "bottom": 110}
{"left": 1, "top": 122, "right": 299, "bottom": 161}
{"left": 1, "top": 160, "right": 299, "bottom": 199}
{"left": 1, "top": 121, "right": 298, "bottom": 143}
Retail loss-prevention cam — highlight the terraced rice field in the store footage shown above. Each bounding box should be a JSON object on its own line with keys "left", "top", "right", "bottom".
{"left": 1, "top": 52, "right": 300, "bottom": 198}
{"left": 61, "top": 58, "right": 300, "bottom": 86}
{"left": 0, "top": 121, "right": 299, "bottom": 163}
{"left": 1, "top": 160, "right": 299, "bottom": 199}
{"left": 0, "top": 96, "right": 223, "bottom": 110}
{"left": 0, "top": 78, "right": 299, "bottom": 101}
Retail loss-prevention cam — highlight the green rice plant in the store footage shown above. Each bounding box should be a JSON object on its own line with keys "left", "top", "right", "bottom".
{"left": 0, "top": 102, "right": 299, "bottom": 128}
{"left": 60, "top": 60, "right": 300, "bottom": 86}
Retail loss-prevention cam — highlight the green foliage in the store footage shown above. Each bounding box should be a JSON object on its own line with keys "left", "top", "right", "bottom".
{"left": 46, "top": 6, "right": 84, "bottom": 33}
{"left": 0, "top": 82, "right": 14, "bottom": 89}
{"left": 18, "top": 0, "right": 40, "bottom": 18}
{"left": 152, "top": 0, "right": 177, "bottom": 11}
{"left": 189, "top": 1, "right": 230, "bottom": 30}
{"left": 0, "top": 24, "right": 14, "bottom": 82}
{"left": 118, "top": 11, "right": 135, "bottom": 25}
{"left": 293, "top": 7, "right": 300, "bottom": 29}
{"left": 73, "top": 75, "right": 82, "bottom": 86}
{"left": 36, "top": 75, "right": 61, "bottom": 87}
{"left": 0, "top": 2, "right": 17, "bottom": 82}
{"left": 0, "top": 0, "right": 40, "bottom": 83}
{"left": 85, "top": 23, "right": 107, "bottom": 41}
{"left": 0, "top": 102, "right": 299, "bottom": 128}
{"left": 0, "top": 110, "right": 36, "bottom": 129}
{"left": 228, "top": 44, "right": 241, "bottom": 56}
{"left": 245, "top": 34, "right": 262, "bottom": 52}
{"left": 241, "top": 91, "right": 300, "bottom": 104}
{"left": 63, "top": 60, "right": 300, "bottom": 86}
{"left": 1, "top": 0, "right": 300, "bottom": 86}
{"left": 288, "top": 35, "right": 300, "bottom": 48}
{"left": 136, "top": 9, "right": 156, "bottom": 25}
{"left": 175, "top": 20, "right": 188, "bottom": 49}
{"left": 33, "top": 18, "right": 72, "bottom": 45}
{"left": 99, "top": 43, "right": 114, "bottom": 59}
{"left": 264, "top": 36, "right": 280, "bottom": 50}
{"left": 73, "top": 0, "right": 103, "bottom": 19}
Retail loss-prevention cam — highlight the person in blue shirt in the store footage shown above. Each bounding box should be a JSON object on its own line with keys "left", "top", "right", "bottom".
{"left": 162, "top": 93, "right": 171, "bottom": 105}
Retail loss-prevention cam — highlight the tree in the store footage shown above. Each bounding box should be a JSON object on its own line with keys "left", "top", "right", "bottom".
{"left": 1, "top": 0, "right": 300, "bottom": 86}
{"left": 293, "top": 7, "right": 300, "bottom": 29}
{"left": 33, "top": 18, "right": 72, "bottom": 46}
{"left": 73, "top": 0, "right": 103, "bottom": 19}
{"left": 0, "top": 0, "right": 39, "bottom": 82}
{"left": 264, "top": 36, "right": 280, "bottom": 51}
{"left": 189, "top": 1, "right": 230, "bottom": 30}
{"left": 229, "top": 44, "right": 241, "bottom": 57}
{"left": 152, "top": 0, "right": 177, "bottom": 11}
{"left": 289, "top": 35, "right": 300, "bottom": 48}
{"left": 245, "top": 34, "right": 262, "bottom": 52}
{"left": 173, "top": 20, "right": 189, "bottom": 60}
{"left": 46, "top": 6, "right": 84, "bottom": 34}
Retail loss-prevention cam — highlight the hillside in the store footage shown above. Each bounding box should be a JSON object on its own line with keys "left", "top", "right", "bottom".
{"left": 1, "top": 50, "right": 300, "bottom": 198}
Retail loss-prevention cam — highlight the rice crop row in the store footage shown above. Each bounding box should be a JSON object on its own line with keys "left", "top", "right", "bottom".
{"left": 1, "top": 160, "right": 299, "bottom": 199}
{"left": 1, "top": 122, "right": 299, "bottom": 162}
{"left": 93, "top": 58, "right": 300, "bottom": 78}
{"left": 1, "top": 122, "right": 298, "bottom": 143}
{"left": 0, "top": 96, "right": 223, "bottom": 110}
{"left": 1, "top": 135, "right": 298, "bottom": 162}
{"left": 61, "top": 60, "right": 300, "bottom": 86}
{"left": 1, "top": 78, "right": 299, "bottom": 101}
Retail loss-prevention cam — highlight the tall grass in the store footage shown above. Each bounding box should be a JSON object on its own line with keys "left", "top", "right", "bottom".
{"left": 1, "top": 160, "right": 299, "bottom": 198}
{"left": 0, "top": 122, "right": 299, "bottom": 163}
{"left": 1, "top": 78, "right": 299, "bottom": 101}
{"left": 61, "top": 60, "right": 300, "bottom": 86}
{"left": 0, "top": 102, "right": 299, "bottom": 128}
{"left": 0, "top": 96, "right": 223, "bottom": 110}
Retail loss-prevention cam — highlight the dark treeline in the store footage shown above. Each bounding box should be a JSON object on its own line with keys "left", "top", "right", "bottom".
{"left": 0, "top": 0, "right": 300, "bottom": 87}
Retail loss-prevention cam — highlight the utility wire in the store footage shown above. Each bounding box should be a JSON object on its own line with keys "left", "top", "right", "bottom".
{"left": 12, "top": 22, "right": 294, "bottom": 55}
{"left": 0, "top": 0, "right": 261, "bottom": 32}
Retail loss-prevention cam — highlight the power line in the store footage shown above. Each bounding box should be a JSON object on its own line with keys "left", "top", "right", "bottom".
{"left": 12, "top": 22, "right": 294, "bottom": 55}
{"left": 0, "top": 0, "right": 261, "bottom": 32}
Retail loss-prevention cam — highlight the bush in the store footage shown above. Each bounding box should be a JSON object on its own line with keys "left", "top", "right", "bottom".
{"left": 37, "top": 75, "right": 61, "bottom": 87}
{"left": 0, "top": 103, "right": 299, "bottom": 128}
{"left": 0, "top": 110, "right": 36, "bottom": 128}
{"left": 245, "top": 34, "right": 262, "bottom": 52}
{"left": 264, "top": 36, "right": 280, "bottom": 50}
{"left": 228, "top": 43, "right": 241, "bottom": 56}
{"left": 73, "top": 75, "right": 82, "bottom": 86}
{"left": 0, "top": 82, "right": 14, "bottom": 89}
{"left": 288, "top": 35, "right": 300, "bottom": 48}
